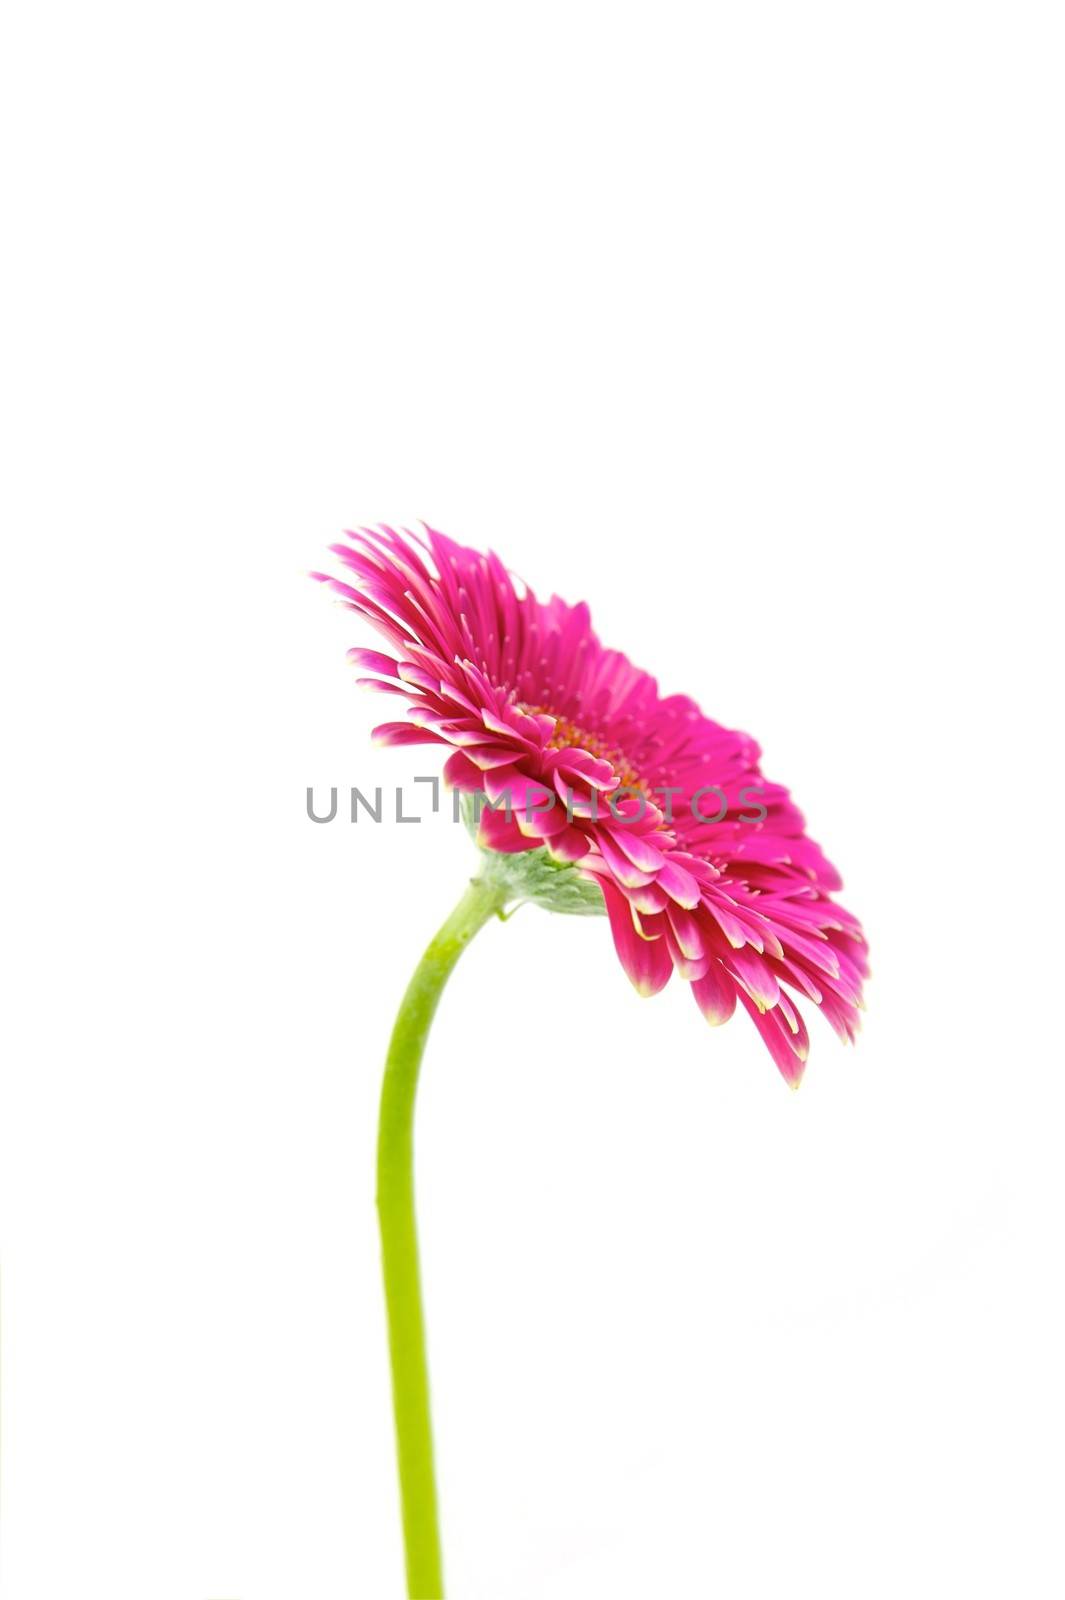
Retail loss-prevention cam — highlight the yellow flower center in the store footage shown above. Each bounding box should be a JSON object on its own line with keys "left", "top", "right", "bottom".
{"left": 521, "top": 705, "right": 644, "bottom": 794}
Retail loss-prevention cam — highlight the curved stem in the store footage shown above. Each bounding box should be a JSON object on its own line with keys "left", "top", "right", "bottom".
{"left": 376, "top": 873, "right": 508, "bottom": 1599}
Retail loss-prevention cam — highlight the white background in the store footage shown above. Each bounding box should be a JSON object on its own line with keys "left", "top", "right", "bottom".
{"left": 2, "top": 3, "right": 1063, "bottom": 1597}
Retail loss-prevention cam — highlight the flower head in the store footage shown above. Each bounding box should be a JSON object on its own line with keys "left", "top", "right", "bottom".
{"left": 315, "top": 525, "right": 867, "bottom": 1085}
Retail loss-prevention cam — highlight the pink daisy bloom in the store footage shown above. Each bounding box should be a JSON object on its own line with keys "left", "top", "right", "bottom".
{"left": 315, "top": 524, "right": 867, "bottom": 1087}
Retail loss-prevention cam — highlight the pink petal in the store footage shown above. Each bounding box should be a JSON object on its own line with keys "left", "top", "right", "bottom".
{"left": 691, "top": 962, "right": 738, "bottom": 1026}
{"left": 600, "top": 879, "right": 673, "bottom": 998}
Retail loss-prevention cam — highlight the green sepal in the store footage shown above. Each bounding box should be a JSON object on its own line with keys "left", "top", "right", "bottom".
{"left": 459, "top": 792, "right": 606, "bottom": 916}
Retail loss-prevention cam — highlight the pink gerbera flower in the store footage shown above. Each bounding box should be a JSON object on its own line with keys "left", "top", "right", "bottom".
{"left": 315, "top": 523, "right": 867, "bottom": 1087}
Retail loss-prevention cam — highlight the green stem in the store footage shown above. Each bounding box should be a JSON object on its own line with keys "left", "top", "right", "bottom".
{"left": 376, "top": 873, "right": 509, "bottom": 1599}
